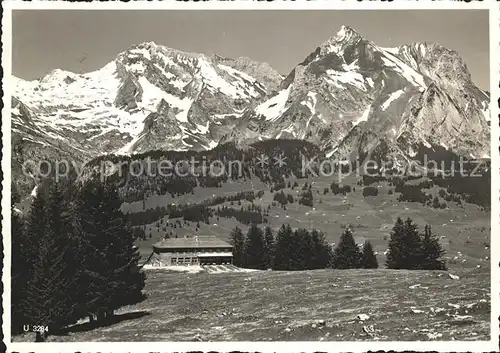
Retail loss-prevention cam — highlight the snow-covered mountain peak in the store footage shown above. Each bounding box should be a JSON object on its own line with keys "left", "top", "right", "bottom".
{"left": 11, "top": 29, "right": 490, "bottom": 188}
{"left": 320, "top": 25, "right": 363, "bottom": 56}
{"left": 226, "top": 26, "right": 489, "bottom": 161}
{"left": 39, "top": 68, "right": 77, "bottom": 84}
{"left": 12, "top": 40, "right": 284, "bottom": 163}
{"left": 336, "top": 25, "right": 361, "bottom": 41}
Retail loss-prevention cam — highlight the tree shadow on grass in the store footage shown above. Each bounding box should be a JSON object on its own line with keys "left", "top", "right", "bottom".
{"left": 57, "top": 311, "right": 151, "bottom": 335}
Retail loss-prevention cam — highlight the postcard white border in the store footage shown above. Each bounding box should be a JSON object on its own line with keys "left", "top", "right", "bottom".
{"left": 2, "top": 1, "right": 498, "bottom": 352}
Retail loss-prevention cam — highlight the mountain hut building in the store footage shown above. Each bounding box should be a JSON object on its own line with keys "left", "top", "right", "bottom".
{"left": 150, "top": 236, "right": 233, "bottom": 266}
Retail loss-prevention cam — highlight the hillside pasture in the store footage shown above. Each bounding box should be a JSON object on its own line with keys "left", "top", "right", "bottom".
{"left": 132, "top": 175, "right": 490, "bottom": 269}
{"left": 15, "top": 267, "right": 490, "bottom": 342}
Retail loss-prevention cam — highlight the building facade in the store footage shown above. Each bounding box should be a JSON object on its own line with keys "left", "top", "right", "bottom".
{"left": 151, "top": 236, "right": 233, "bottom": 266}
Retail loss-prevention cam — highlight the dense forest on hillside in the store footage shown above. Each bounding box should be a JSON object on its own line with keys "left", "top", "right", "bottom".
{"left": 81, "top": 140, "right": 324, "bottom": 203}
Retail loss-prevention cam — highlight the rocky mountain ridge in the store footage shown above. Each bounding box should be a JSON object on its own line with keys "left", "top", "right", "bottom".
{"left": 13, "top": 41, "right": 282, "bottom": 159}
{"left": 223, "top": 26, "right": 490, "bottom": 161}
{"left": 12, "top": 25, "right": 490, "bottom": 188}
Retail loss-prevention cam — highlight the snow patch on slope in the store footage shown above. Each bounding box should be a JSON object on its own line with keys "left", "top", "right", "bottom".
{"left": 199, "top": 58, "right": 260, "bottom": 99}
{"left": 381, "top": 90, "right": 404, "bottom": 110}
{"left": 129, "top": 48, "right": 152, "bottom": 61}
{"left": 380, "top": 47, "right": 399, "bottom": 55}
{"left": 481, "top": 101, "right": 490, "bottom": 122}
{"left": 205, "top": 140, "right": 219, "bottom": 150}
{"left": 326, "top": 148, "right": 338, "bottom": 158}
{"left": 31, "top": 186, "right": 38, "bottom": 197}
{"left": 138, "top": 76, "right": 194, "bottom": 123}
{"left": 137, "top": 76, "right": 165, "bottom": 109}
{"left": 218, "top": 64, "right": 263, "bottom": 98}
{"left": 277, "top": 124, "right": 296, "bottom": 139}
{"left": 325, "top": 69, "right": 366, "bottom": 91}
{"left": 300, "top": 92, "right": 318, "bottom": 115}
{"left": 196, "top": 121, "right": 210, "bottom": 134}
{"left": 353, "top": 105, "right": 371, "bottom": 126}
{"left": 255, "top": 86, "right": 292, "bottom": 121}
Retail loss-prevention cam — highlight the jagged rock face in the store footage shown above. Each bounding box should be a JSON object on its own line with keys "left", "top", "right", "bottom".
{"left": 12, "top": 41, "right": 281, "bottom": 163}
{"left": 227, "top": 25, "right": 490, "bottom": 161}
{"left": 12, "top": 26, "right": 490, "bottom": 191}
{"left": 211, "top": 54, "right": 283, "bottom": 94}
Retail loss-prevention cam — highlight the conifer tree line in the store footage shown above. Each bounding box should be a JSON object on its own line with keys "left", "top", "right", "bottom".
{"left": 229, "top": 224, "right": 378, "bottom": 271}
{"left": 229, "top": 216, "right": 446, "bottom": 272}
{"left": 11, "top": 179, "right": 146, "bottom": 342}
{"left": 230, "top": 224, "right": 332, "bottom": 270}
{"left": 330, "top": 228, "right": 379, "bottom": 269}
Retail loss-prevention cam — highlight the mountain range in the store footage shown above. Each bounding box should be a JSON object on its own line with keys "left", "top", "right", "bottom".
{"left": 12, "top": 25, "right": 491, "bottom": 184}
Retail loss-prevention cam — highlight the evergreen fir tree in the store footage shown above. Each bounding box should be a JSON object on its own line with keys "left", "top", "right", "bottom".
{"left": 103, "top": 183, "right": 146, "bottom": 316}
{"left": 386, "top": 217, "right": 423, "bottom": 269}
{"left": 310, "top": 229, "right": 332, "bottom": 269}
{"left": 385, "top": 217, "right": 405, "bottom": 269}
{"left": 289, "top": 228, "right": 313, "bottom": 270}
{"left": 24, "top": 187, "right": 48, "bottom": 265}
{"left": 74, "top": 180, "right": 110, "bottom": 322}
{"left": 22, "top": 183, "right": 76, "bottom": 341}
{"left": 48, "top": 183, "right": 82, "bottom": 326}
{"left": 75, "top": 180, "right": 146, "bottom": 323}
{"left": 420, "top": 225, "right": 446, "bottom": 270}
{"left": 23, "top": 233, "right": 71, "bottom": 341}
{"left": 272, "top": 224, "right": 293, "bottom": 270}
{"left": 244, "top": 224, "right": 266, "bottom": 269}
{"left": 11, "top": 185, "right": 28, "bottom": 334}
{"left": 263, "top": 226, "right": 274, "bottom": 269}
{"left": 361, "top": 241, "right": 378, "bottom": 269}
{"left": 332, "top": 227, "right": 362, "bottom": 269}
{"left": 401, "top": 217, "right": 424, "bottom": 269}
{"left": 229, "top": 226, "right": 245, "bottom": 267}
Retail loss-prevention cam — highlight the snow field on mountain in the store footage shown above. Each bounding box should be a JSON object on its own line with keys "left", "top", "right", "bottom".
{"left": 11, "top": 61, "right": 151, "bottom": 143}
{"left": 137, "top": 76, "right": 194, "bottom": 124}
{"left": 352, "top": 105, "right": 372, "bottom": 126}
{"left": 300, "top": 91, "right": 318, "bottom": 115}
{"left": 325, "top": 69, "right": 367, "bottom": 91}
{"left": 198, "top": 58, "right": 255, "bottom": 99}
{"left": 14, "top": 61, "right": 121, "bottom": 109}
{"left": 218, "top": 64, "right": 265, "bottom": 98}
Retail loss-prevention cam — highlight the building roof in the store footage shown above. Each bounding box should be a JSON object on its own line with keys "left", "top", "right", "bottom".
{"left": 153, "top": 236, "right": 233, "bottom": 250}
{"left": 197, "top": 252, "right": 233, "bottom": 257}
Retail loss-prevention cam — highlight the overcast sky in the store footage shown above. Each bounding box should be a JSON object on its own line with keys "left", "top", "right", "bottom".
{"left": 12, "top": 10, "right": 490, "bottom": 90}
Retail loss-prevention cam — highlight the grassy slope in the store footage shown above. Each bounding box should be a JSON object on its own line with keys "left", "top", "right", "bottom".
{"left": 18, "top": 267, "right": 490, "bottom": 342}
{"left": 14, "top": 174, "right": 489, "bottom": 342}
{"left": 133, "top": 175, "right": 490, "bottom": 269}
